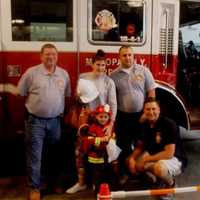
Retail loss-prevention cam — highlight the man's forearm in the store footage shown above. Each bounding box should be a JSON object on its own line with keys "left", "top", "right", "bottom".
{"left": 144, "top": 150, "right": 174, "bottom": 163}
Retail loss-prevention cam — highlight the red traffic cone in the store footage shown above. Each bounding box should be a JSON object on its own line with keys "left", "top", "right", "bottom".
{"left": 97, "top": 183, "right": 111, "bottom": 200}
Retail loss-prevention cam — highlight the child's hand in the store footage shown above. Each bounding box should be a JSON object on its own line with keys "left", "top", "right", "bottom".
{"left": 103, "top": 122, "right": 114, "bottom": 138}
{"left": 100, "top": 135, "right": 109, "bottom": 142}
{"left": 112, "top": 132, "right": 116, "bottom": 139}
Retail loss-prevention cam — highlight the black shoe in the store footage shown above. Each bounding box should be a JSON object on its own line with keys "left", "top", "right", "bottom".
{"left": 119, "top": 174, "right": 129, "bottom": 185}
{"left": 155, "top": 178, "right": 175, "bottom": 200}
{"left": 41, "top": 187, "right": 54, "bottom": 195}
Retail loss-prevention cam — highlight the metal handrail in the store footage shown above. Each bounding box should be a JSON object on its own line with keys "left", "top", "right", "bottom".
{"left": 163, "top": 8, "right": 169, "bottom": 69}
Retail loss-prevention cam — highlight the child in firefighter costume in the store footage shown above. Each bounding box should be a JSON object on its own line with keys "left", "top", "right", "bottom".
{"left": 67, "top": 104, "right": 120, "bottom": 193}
{"left": 81, "top": 104, "right": 121, "bottom": 192}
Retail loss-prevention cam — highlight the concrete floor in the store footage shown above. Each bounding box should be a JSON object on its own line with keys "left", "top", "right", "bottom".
{"left": 0, "top": 138, "right": 200, "bottom": 200}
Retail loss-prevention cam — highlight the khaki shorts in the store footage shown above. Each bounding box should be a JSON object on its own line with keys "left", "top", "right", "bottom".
{"left": 144, "top": 156, "right": 182, "bottom": 176}
{"left": 159, "top": 157, "right": 182, "bottom": 176}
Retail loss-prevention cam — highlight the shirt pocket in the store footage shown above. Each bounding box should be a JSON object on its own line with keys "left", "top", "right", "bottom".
{"left": 30, "top": 79, "right": 48, "bottom": 95}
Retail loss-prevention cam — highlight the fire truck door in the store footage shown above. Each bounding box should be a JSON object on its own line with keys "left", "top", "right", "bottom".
{"left": 0, "top": 0, "right": 78, "bottom": 176}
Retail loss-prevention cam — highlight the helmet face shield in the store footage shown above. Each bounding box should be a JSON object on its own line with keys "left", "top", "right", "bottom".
{"left": 77, "top": 79, "right": 99, "bottom": 103}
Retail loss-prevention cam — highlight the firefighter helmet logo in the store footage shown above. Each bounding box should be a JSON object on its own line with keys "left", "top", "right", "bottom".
{"left": 95, "top": 9, "right": 117, "bottom": 32}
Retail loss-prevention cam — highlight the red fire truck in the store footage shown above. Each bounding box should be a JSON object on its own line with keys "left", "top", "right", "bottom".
{"left": 0, "top": 0, "right": 199, "bottom": 175}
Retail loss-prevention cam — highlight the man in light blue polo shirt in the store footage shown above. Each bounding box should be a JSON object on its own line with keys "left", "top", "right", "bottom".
{"left": 110, "top": 45, "right": 156, "bottom": 183}
{"left": 17, "top": 43, "right": 71, "bottom": 200}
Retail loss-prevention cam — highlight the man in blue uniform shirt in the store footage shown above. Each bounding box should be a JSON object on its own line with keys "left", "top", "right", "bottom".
{"left": 110, "top": 45, "right": 156, "bottom": 183}
{"left": 18, "top": 43, "right": 71, "bottom": 200}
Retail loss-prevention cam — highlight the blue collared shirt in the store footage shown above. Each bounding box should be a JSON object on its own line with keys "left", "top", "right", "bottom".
{"left": 110, "top": 64, "right": 156, "bottom": 113}
{"left": 18, "top": 64, "right": 71, "bottom": 118}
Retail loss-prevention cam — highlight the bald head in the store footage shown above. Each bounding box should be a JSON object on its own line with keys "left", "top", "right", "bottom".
{"left": 119, "top": 46, "right": 134, "bottom": 69}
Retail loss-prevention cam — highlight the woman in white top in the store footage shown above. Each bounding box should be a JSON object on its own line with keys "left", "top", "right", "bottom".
{"left": 66, "top": 49, "right": 117, "bottom": 194}
{"left": 79, "top": 49, "right": 117, "bottom": 134}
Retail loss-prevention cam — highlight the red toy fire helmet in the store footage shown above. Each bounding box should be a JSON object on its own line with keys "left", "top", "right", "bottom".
{"left": 94, "top": 104, "right": 112, "bottom": 116}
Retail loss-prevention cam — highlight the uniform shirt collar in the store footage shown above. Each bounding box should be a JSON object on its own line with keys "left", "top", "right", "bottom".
{"left": 119, "top": 65, "right": 135, "bottom": 74}
{"left": 40, "top": 64, "right": 59, "bottom": 76}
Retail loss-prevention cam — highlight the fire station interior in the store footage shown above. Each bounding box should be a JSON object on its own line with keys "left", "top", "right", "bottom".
{"left": 177, "top": 1, "right": 200, "bottom": 129}
{"left": 1, "top": 1, "right": 200, "bottom": 199}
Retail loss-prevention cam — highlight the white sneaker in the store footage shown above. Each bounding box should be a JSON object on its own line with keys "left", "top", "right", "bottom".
{"left": 66, "top": 182, "right": 87, "bottom": 194}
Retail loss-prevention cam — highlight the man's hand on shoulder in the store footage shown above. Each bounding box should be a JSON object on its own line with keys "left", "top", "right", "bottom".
{"left": 139, "top": 113, "right": 147, "bottom": 123}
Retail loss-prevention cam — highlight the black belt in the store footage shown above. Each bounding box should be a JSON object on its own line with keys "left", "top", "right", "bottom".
{"left": 117, "top": 110, "right": 141, "bottom": 117}
{"left": 28, "top": 113, "right": 60, "bottom": 120}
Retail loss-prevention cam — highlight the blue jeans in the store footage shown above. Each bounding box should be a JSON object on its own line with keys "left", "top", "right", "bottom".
{"left": 25, "top": 115, "right": 61, "bottom": 189}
